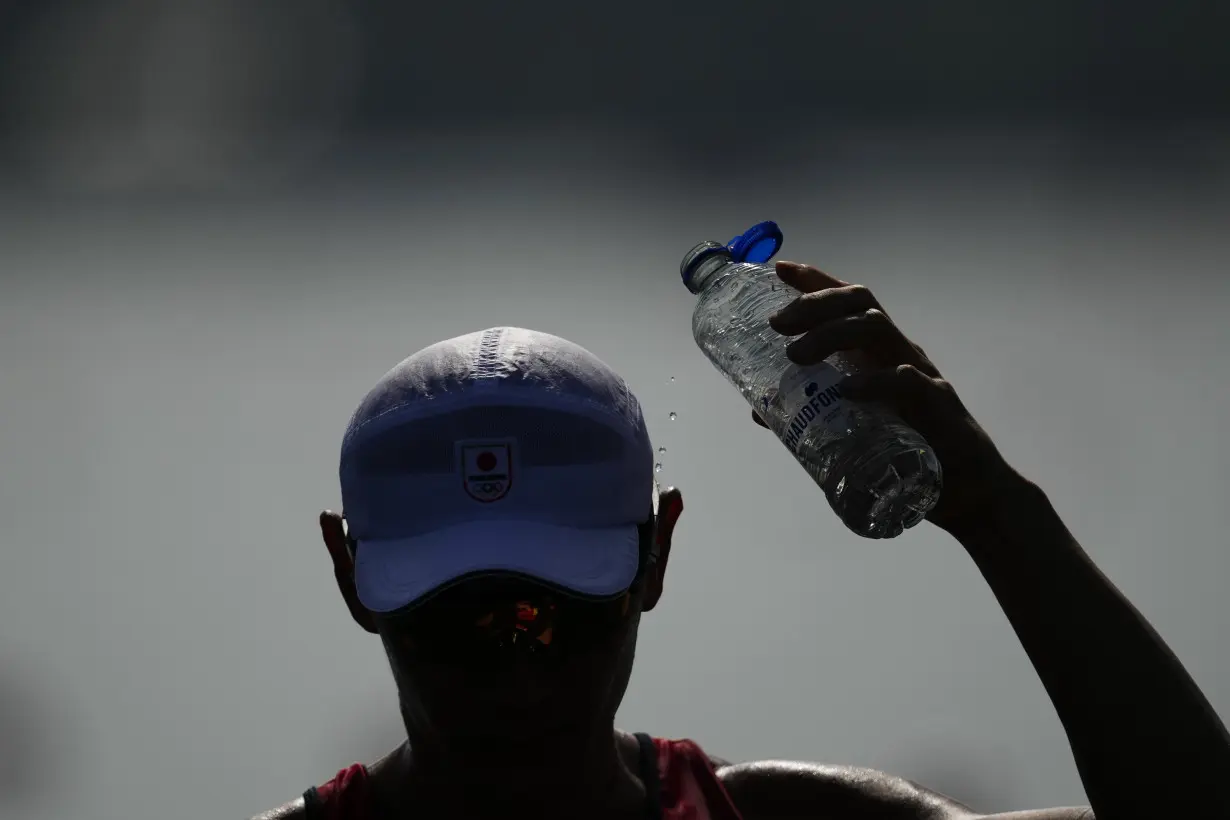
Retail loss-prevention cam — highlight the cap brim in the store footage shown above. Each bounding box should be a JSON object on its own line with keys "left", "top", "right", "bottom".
{"left": 352, "top": 519, "right": 641, "bottom": 614}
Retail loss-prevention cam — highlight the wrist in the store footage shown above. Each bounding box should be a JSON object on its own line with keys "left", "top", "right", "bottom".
{"left": 939, "top": 464, "right": 1047, "bottom": 544}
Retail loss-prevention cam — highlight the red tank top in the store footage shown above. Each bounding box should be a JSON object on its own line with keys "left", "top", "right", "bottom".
{"left": 303, "top": 734, "right": 743, "bottom": 820}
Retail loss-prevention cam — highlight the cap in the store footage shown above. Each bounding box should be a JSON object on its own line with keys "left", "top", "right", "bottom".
{"left": 681, "top": 221, "right": 784, "bottom": 293}
{"left": 339, "top": 327, "right": 655, "bottom": 613}
{"left": 726, "top": 220, "right": 783, "bottom": 264}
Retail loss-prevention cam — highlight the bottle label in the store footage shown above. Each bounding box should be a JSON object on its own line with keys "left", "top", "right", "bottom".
{"left": 774, "top": 364, "right": 852, "bottom": 453}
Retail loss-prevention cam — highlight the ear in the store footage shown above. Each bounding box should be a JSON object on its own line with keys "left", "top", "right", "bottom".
{"left": 641, "top": 487, "right": 682, "bottom": 613}
{"left": 320, "top": 510, "right": 379, "bottom": 634}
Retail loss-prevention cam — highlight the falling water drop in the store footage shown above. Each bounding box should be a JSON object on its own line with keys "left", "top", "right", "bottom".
{"left": 658, "top": 446, "right": 666, "bottom": 455}
{"left": 669, "top": 376, "right": 676, "bottom": 383}
{"left": 668, "top": 412, "right": 677, "bottom": 421}
{"left": 654, "top": 463, "right": 663, "bottom": 473}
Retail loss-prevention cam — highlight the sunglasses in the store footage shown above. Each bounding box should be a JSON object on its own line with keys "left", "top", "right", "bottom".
{"left": 378, "top": 577, "right": 636, "bottom": 664}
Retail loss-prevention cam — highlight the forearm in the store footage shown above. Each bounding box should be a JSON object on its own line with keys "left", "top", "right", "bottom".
{"left": 948, "top": 473, "right": 1230, "bottom": 818}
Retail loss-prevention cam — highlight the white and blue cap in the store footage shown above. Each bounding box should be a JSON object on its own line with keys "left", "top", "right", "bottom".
{"left": 339, "top": 327, "right": 655, "bottom": 614}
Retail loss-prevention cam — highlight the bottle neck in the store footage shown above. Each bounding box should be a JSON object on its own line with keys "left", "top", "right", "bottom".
{"left": 686, "top": 255, "right": 733, "bottom": 293}
{"left": 681, "top": 241, "right": 734, "bottom": 294}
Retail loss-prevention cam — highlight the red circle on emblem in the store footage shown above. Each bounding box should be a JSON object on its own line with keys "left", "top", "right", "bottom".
{"left": 476, "top": 451, "right": 497, "bottom": 472}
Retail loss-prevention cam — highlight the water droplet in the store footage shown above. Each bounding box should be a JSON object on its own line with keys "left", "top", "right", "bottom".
{"left": 668, "top": 412, "right": 677, "bottom": 421}
{"left": 654, "top": 462, "right": 663, "bottom": 473}
{"left": 658, "top": 446, "right": 666, "bottom": 455}
{"left": 669, "top": 376, "right": 676, "bottom": 383}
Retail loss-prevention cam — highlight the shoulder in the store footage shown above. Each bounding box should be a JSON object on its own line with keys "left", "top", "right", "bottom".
{"left": 714, "top": 758, "right": 974, "bottom": 820}
{"left": 247, "top": 745, "right": 404, "bottom": 820}
{"left": 247, "top": 797, "right": 307, "bottom": 820}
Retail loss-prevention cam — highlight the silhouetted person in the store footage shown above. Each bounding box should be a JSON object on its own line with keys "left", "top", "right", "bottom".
{"left": 253, "top": 261, "right": 1229, "bottom": 820}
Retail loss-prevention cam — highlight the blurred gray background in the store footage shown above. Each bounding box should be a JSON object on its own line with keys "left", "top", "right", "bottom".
{"left": 1, "top": 2, "right": 1228, "bottom": 818}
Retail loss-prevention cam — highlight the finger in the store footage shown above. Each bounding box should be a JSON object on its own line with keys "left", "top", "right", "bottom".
{"left": 775, "top": 260, "right": 850, "bottom": 293}
{"left": 786, "top": 310, "right": 926, "bottom": 369}
{"left": 768, "top": 284, "right": 884, "bottom": 336}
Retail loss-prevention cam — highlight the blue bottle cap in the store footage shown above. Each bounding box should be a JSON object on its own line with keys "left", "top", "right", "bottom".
{"left": 727, "top": 221, "right": 783, "bottom": 264}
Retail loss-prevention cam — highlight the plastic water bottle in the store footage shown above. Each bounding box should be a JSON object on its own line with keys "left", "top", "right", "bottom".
{"left": 680, "top": 221, "right": 942, "bottom": 539}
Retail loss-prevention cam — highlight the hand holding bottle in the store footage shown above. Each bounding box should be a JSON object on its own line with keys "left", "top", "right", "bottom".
{"left": 757, "top": 260, "right": 1021, "bottom": 535}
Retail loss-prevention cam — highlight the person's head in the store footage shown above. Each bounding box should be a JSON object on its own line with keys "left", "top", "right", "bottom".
{"left": 321, "top": 327, "right": 683, "bottom": 756}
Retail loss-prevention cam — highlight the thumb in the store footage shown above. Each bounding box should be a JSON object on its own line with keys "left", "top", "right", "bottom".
{"left": 775, "top": 260, "right": 849, "bottom": 293}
